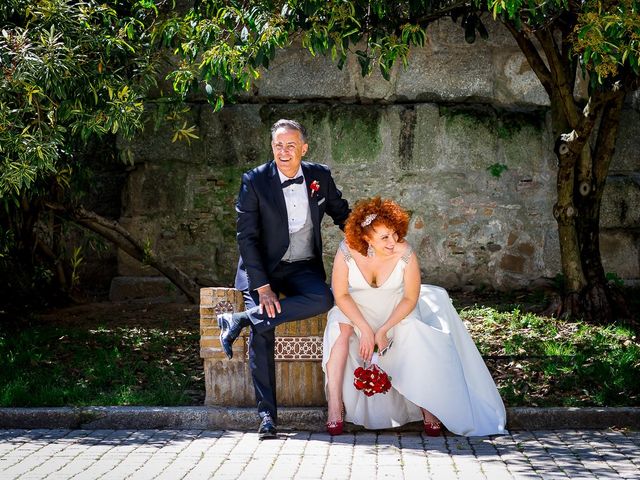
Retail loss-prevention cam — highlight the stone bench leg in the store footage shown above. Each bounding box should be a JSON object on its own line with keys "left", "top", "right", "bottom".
{"left": 200, "top": 287, "right": 327, "bottom": 406}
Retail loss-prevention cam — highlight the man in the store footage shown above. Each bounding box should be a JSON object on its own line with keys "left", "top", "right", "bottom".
{"left": 217, "top": 119, "right": 350, "bottom": 439}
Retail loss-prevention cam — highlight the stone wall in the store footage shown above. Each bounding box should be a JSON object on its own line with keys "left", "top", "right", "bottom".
{"left": 112, "top": 20, "right": 640, "bottom": 297}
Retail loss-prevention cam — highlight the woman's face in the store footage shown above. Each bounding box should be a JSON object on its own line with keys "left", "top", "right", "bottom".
{"left": 365, "top": 223, "right": 399, "bottom": 256}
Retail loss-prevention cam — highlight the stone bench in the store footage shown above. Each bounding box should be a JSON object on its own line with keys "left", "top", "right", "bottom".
{"left": 200, "top": 287, "right": 327, "bottom": 406}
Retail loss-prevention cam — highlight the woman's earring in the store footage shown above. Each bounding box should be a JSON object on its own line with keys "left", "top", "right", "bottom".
{"left": 367, "top": 244, "right": 375, "bottom": 257}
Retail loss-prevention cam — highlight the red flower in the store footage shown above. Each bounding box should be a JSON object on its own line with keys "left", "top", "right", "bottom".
{"left": 353, "top": 363, "right": 392, "bottom": 396}
{"left": 310, "top": 180, "right": 320, "bottom": 197}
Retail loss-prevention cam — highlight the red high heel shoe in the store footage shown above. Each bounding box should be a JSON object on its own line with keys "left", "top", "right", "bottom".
{"left": 423, "top": 421, "right": 443, "bottom": 437}
{"left": 422, "top": 411, "right": 442, "bottom": 437}
{"left": 326, "top": 405, "right": 345, "bottom": 436}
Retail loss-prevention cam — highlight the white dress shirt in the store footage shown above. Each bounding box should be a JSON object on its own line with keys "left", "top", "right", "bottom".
{"left": 278, "top": 167, "right": 309, "bottom": 233}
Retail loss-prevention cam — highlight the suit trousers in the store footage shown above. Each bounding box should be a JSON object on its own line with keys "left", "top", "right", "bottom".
{"left": 241, "top": 260, "right": 334, "bottom": 422}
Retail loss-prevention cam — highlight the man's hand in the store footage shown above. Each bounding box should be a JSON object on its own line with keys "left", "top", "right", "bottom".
{"left": 257, "top": 285, "right": 281, "bottom": 318}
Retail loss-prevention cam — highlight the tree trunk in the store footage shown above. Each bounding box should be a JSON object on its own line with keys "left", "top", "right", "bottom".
{"left": 503, "top": 21, "right": 634, "bottom": 327}
{"left": 574, "top": 93, "right": 634, "bottom": 324}
{"left": 549, "top": 94, "right": 586, "bottom": 317}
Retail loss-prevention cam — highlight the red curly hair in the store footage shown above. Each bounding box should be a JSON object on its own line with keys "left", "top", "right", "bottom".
{"left": 345, "top": 197, "right": 410, "bottom": 256}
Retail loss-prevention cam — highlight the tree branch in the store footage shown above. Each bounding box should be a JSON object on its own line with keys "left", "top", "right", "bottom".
{"left": 556, "top": 89, "right": 619, "bottom": 159}
{"left": 560, "top": 30, "right": 576, "bottom": 95}
{"left": 45, "top": 202, "right": 199, "bottom": 303}
{"left": 535, "top": 28, "right": 579, "bottom": 127}
{"left": 592, "top": 91, "right": 626, "bottom": 194}
{"left": 409, "top": 1, "right": 472, "bottom": 25}
{"left": 503, "top": 22, "right": 553, "bottom": 96}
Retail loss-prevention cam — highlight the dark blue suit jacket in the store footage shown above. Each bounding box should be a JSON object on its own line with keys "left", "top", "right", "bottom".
{"left": 234, "top": 161, "right": 350, "bottom": 292}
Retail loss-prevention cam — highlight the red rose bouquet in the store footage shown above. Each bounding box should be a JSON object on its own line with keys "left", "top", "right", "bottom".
{"left": 353, "top": 349, "right": 392, "bottom": 397}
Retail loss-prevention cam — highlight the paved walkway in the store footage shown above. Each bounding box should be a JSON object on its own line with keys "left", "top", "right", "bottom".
{"left": 0, "top": 428, "right": 638, "bottom": 479}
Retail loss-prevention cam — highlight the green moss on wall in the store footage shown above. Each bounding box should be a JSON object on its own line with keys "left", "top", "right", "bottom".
{"left": 439, "top": 105, "right": 546, "bottom": 140}
{"left": 198, "top": 165, "right": 245, "bottom": 238}
{"left": 329, "top": 106, "right": 382, "bottom": 164}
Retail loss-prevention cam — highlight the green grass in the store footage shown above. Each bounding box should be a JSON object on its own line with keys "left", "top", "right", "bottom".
{"left": 460, "top": 305, "right": 640, "bottom": 407}
{"left": 0, "top": 324, "right": 203, "bottom": 407}
{"left": 1, "top": 296, "right": 638, "bottom": 408}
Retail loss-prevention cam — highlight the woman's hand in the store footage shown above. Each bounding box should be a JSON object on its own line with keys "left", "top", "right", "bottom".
{"left": 359, "top": 326, "right": 376, "bottom": 363}
{"left": 374, "top": 328, "right": 389, "bottom": 354}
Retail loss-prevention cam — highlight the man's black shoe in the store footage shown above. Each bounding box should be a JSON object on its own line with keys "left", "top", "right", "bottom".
{"left": 217, "top": 312, "right": 250, "bottom": 359}
{"left": 258, "top": 414, "right": 278, "bottom": 440}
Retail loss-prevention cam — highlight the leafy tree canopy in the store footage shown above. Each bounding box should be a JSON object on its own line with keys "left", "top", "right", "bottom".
{"left": 2, "top": 0, "right": 638, "bottom": 319}
{"left": 570, "top": 0, "right": 640, "bottom": 83}
{"left": 160, "top": 1, "right": 640, "bottom": 109}
{"left": 0, "top": 0, "right": 160, "bottom": 202}
{"left": 0, "top": 0, "right": 179, "bottom": 307}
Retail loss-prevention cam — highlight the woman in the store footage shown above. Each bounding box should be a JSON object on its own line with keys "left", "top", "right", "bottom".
{"left": 322, "top": 197, "right": 507, "bottom": 436}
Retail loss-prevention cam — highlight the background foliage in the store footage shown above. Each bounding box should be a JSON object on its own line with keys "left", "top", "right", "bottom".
{"left": 2, "top": 1, "right": 639, "bottom": 323}
{"left": 0, "top": 0, "right": 166, "bottom": 309}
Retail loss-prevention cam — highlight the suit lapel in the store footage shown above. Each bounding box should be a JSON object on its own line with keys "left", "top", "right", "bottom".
{"left": 302, "top": 163, "right": 320, "bottom": 229}
{"left": 268, "top": 161, "right": 288, "bottom": 224}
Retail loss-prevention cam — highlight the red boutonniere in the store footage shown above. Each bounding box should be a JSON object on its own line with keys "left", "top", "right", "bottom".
{"left": 310, "top": 180, "right": 320, "bottom": 197}
{"left": 353, "top": 349, "right": 392, "bottom": 397}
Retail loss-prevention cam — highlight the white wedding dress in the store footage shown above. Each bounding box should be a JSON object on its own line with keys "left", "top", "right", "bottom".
{"left": 322, "top": 242, "right": 508, "bottom": 436}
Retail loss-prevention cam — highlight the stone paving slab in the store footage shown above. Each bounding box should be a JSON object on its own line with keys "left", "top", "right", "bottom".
{"left": 0, "top": 428, "right": 638, "bottom": 480}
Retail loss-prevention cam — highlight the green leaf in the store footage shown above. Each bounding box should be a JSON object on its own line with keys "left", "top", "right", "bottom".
{"left": 414, "top": 29, "right": 425, "bottom": 47}
{"left": 357, "top": 54, "right": 370, "bottom": 77}
{"left": 622, "top": 49, "right": 629, "bottom": 65}
{"left": 401, "top": 27, "right": 410, "bottom": 45}
{"left": 380, "top": 62, "right": 390, "bottom": 81}
{"left": 214, "top": 95, "right": 224, "bottom": 112}
{"left": 487, "top": 163, "right": 509, "bottom": 178}
{"left": 342, "top": 27, "right": 361, "bottom": 39}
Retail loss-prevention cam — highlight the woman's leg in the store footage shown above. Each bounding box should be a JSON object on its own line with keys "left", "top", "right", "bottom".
{"left": 326, "top": 323, "right": 354, "bottom": 422}
{"left": 421, "top": 408, "right": 443, "bottom": 436}
{"left": 421, "top": 409, "right": 440, "bottom": 424}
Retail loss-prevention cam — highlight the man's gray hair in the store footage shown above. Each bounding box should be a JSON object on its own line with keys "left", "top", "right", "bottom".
{"left": 271, "top": 119, "right": 308, "bottom": 143}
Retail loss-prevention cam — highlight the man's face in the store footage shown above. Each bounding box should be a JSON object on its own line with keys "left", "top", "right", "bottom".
{"left": 271, "top": 127, "right": 308, "bottom": 178}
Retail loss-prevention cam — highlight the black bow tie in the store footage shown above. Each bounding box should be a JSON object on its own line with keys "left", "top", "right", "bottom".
{"left": 281, "top": 176, "right": 304, "bottom": 188}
